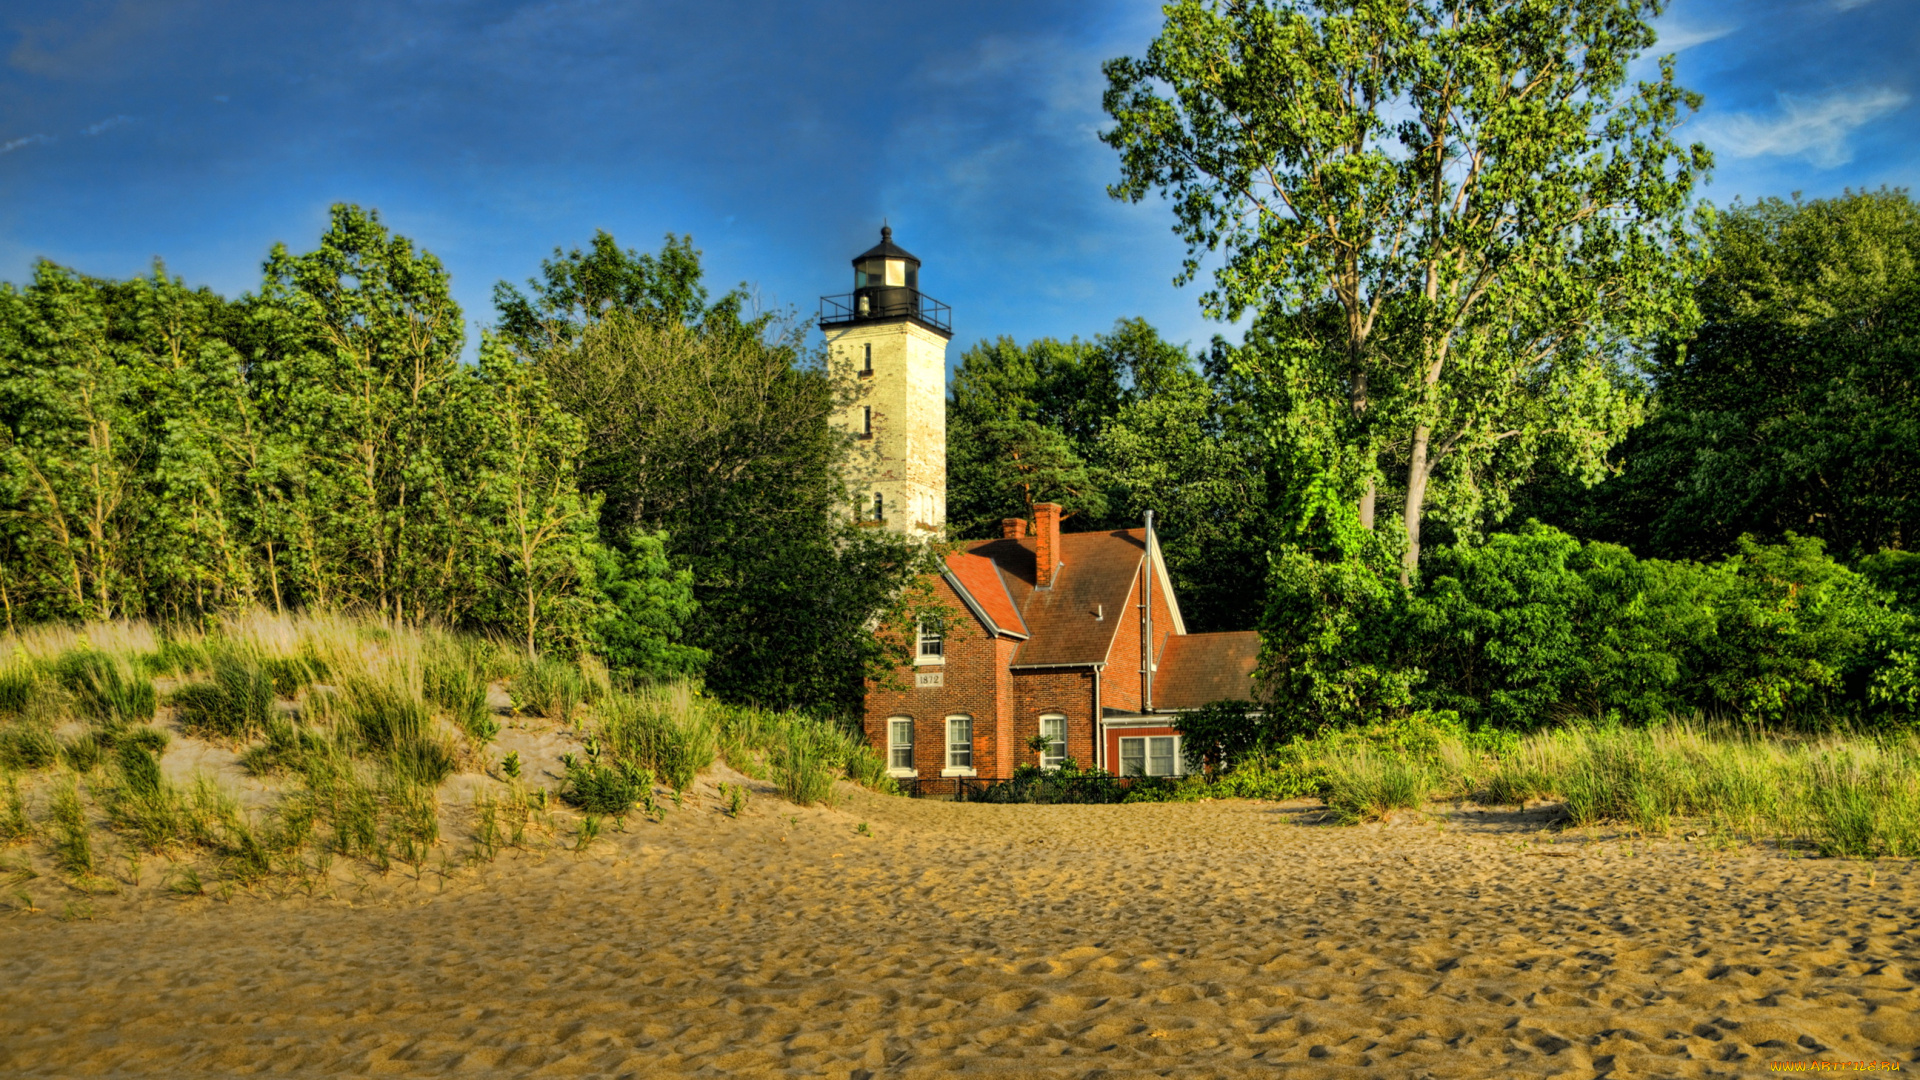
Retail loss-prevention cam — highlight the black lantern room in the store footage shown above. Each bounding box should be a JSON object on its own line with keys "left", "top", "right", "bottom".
{"left": 819, "top": 225, "right": 952, "bottom": 337}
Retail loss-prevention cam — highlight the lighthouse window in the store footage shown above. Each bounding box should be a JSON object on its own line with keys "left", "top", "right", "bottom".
{"left": 905, "top": 265, "right": 918, "bottom": 289}
{"left": 884, "top": 259, "right": 906, "bottom": 287}
{"left": 862, "top": 405, "right": 872, "bottom": 437}
{"left": 862, "top": 343, "right": 872, "bottom": 374}
{"left": 873, "top": 492, "right": 884, "bottom": 522}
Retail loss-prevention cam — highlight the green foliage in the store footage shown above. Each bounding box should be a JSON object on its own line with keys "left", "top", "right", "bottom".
{"left": 54, "top": 650, "right": 155, "bottom": 725}
{"left": 593, "top": 531, "right": 708, "bottom": 682}
{"left": 1105, "top": 0, "right": 1707, "bottom": 578}
{"left": 0, "top": 668, "right": 37, "bottom": 715}
{"left": 424, "top": 652, "right": 495, "bottom": 743}
{"left": 512, "top": 655, "right": 581, "bottom": 721}
{"left": 1525, "top": 191, "right": 1920, "bottom": 561}
{"left": 0, "top": 724, "right": 59, "bottom": 771}
{"left": 970, "top": 762, "right": 1131, "bottom": 805}
{"left": 1260, "top": 522, "right": 1918, "bottom": 732}
{"left": 494, "top": 231, "right": 739, "bottom": 355}
{"left": 773, "top": 732, "right": 836, "bottom": 807}
{"left": 1321, "top": 750, "right": 1438, "bottom": 823}
{"left": 116, "top": 739, "right": 164, "bottom": 800}
{"left": 596, "top": 688, "right": 716, "bottom": 792}
{"left": 170, "top": 656, "right": 276, "bottom": 740}
{"left": 49, "top": 777, "right": 94, "bottom": 876}
{"left": 558, "top": 739, "right": 655, "bottom": 816}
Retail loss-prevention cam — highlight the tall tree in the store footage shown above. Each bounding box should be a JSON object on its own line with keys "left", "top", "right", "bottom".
{"left": 1102, "top": 0, "right": 1708, "bottom": 580}
{"left": 254, "top": 203, "right": 469, "bottom": 622}
{"left": 512, "top": 238, "right": 937, "bottom": 712}
{"left": 1518, "top": 190, "right": 1920, "bottom": 560}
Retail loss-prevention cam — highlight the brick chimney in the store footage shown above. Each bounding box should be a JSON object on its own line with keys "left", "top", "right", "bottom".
{"left": 1034, "top": 502, "right": 1062, "bottom": 588}
{"left": 1001, "top": 517, "right": 1028, "bottom": 539}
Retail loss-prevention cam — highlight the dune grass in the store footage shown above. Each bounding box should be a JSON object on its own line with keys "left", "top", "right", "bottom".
{"left": 1244, "top": 719, "right": 1920, "bottom": 857}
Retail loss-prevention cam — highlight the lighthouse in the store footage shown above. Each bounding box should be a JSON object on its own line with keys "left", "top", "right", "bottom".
{"left": 819, "top": 226, "right": 952, "bottom": 534}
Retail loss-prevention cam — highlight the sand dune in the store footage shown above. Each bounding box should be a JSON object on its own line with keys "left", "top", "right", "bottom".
{"left": 3, "top": 784, "right": 1917, "bottom": 1077}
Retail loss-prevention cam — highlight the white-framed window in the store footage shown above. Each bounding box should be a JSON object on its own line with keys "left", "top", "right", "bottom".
{"left": 888, "top": 716, "right": 914, "bottom": 773}
{"left": 916, "top": 618, "right": 944, "bottom": 663}
{"left": 945, "top": 715, "right": 973, "bottom": 771}
{"left": 1118, "top": 735, "right": 1182, "bottom": 777}
{"left": 1040, "top": 714, "right": 1067, "bottom": 769}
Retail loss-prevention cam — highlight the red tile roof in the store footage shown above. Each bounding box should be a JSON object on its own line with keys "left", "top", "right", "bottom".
{"left": 945, "top": 528, "right": 1260, "bottom": 705}
{"left": 1153, "top": 632, "right": 1260, "bottom": 709}
{"left": 943, "top": 551, "right": 1026, "bottom": 637}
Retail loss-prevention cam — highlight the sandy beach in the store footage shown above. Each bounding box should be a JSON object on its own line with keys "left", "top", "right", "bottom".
{"left": 2, "top": 781, "right": 1916, "bottom": 1078}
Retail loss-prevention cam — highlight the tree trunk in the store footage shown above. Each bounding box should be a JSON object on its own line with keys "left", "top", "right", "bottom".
{"left": 1401, "top": 424, "right": 1433, "bottom": 587}
{"left": 1359, "top": 479, "right": 1376, "bottom": 531}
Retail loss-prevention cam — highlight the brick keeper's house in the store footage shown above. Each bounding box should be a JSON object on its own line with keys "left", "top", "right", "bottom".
{"left": 818, "top": 228, "right": 1259, "bottom": 788}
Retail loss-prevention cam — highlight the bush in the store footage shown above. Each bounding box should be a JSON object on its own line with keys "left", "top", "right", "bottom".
{"left": 970, "top": 762, "right": 1129, "bottom": 804}
{"left": 55, "top": 650, "right": 156, "bottom": 725}
{"left": 0, "top": 668, "right": 41, "bottom": 715}
{"left": 774, "top": 731, "right": 836, "bottom": 807}
{"left": 262, "top": 654, "right": 327, "bottom": 697}
{"left": 559, "top": 743, "right": 654, "bottom": 815}
{"left": 1264, "top": 524, "right": 1919, "bottom": 734}
{"left": 60, "top": 732, "right": 108, "bottom": 772}
{"left": 171, "top": 657, "right": 276, "bottom": 739}
{"left": 512, "top": 656, "right": 581, "bottom": 721}
{"left": 1321, "top": 749, "right": 1437, "bottom": 823}
{"left": 0, "top": 724, "right": 60, "bottom": 771}
{"left": 597, "top": 688, "right": 715, "bottom": 791}
{"left": 425, "top": 656, "right": 496, "bottom": 742}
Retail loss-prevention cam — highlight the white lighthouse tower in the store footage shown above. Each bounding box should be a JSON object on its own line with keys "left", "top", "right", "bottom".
{"left": 819, "top": 226, "right": 952, "bottom": 534}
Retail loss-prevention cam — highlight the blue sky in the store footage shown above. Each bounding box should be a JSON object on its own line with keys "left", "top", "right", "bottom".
{"left": 2, "top": 0, "right": 1915, "bottom": 364}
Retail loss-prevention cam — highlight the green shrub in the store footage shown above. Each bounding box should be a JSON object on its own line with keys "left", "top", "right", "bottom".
{"left": 142, "top": 637, "right": 209, "bottom": 677}
{"left": 1262, "top": 524, "right": 1919, "bottom": 734}
{"left": 842, "top": 743, "right": 898, "bottom": 794}
{"left": 342, "top": 681, "right": 430, "bottom": 752}
{"left": 426, "top": 657, "right": 496, "bottom": 742}
{"left": 512, "top": 656, "right": 581, "bottom": 722}
{"left": 0, "top": 724, "right": 60, "bottom": 771}
{"left": 125, "top": 726, "right": 170, "bottom": 755}
{"left": 969, "top": 762, "right": 1128, "bottom": 804}
{"left": 598, "top": 690, "right": 715, "bottom": 791}
{"left": 0, "top": 772, "right": 29, "bottom": 842}
{"left": 262, "top": 654, "right": 327, "bottom": 697}
{"left": 1321, "top": 750, "right": 1436, "bottom": 823}
{"left": 385, "top": 736, "right": 457, "bottom": 788}
{"left": 1808, "top": 745, "right": 1920, "bottom": 858}
{"left": 171, "top": 657, "right": 276, "bottom": 740}
{"left": 116, "top": 740, "right": 165, "bottom": 800}
{"left": 49, "top": 777, "right": 94, "bottom": 876}
{"left": 55, "top": 650, "right": 156, "bottom": 725}
{"left": 0, "top": 668, "right": 40, "bottom": 715}
{"left": 559, "top": 743, "right": 655, "bottom": 815}
{"left": 774, "top": 731, "right": 836, "bottom": 807}
{"left": 60, "top": 732, "right": 107, "bottom": 773}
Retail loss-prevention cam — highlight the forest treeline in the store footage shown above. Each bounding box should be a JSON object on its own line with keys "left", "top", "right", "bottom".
{"left": 0, "top": 208, "right": 932, "bottom": 714}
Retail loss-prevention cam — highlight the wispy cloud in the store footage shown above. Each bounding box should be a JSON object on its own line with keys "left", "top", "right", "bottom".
{"left": 1708, "top": 86, "right": 1910, "bottom": 168}
{"left": 1, "top": 134, "right": 54, "bottom": 156}
{"left": 1651, "top": 15, "right": 1738, "bottom": 54}
{"left": 82, "top": 115, "right": 131, "bottom": 136}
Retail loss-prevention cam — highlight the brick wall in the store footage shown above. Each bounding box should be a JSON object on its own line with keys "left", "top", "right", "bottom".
{"left": 1099, "top": 557, "right": 1179, "bottom": 715}
{"left": 1010, "top": 669, "right": 1098, "bottom": 770}
{"left": 862, "top": 576, "right": 1018, "bottom": 778}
